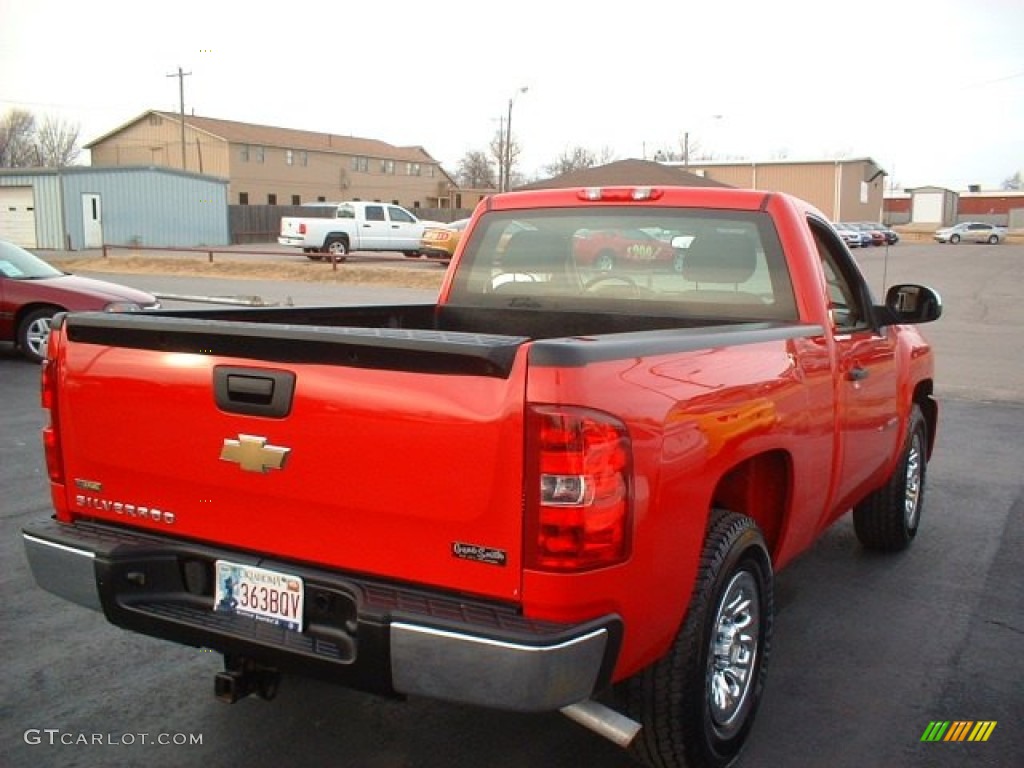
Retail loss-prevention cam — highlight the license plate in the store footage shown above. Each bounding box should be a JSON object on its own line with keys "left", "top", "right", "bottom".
{"left": 214, "top": 560, "right": 304, "bottom": 632}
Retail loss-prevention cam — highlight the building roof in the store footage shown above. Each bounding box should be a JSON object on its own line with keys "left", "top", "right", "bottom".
{"left": 0, "top": 164, "right": 227, "bottom": 182}
{"left": 514, "top": 158, "right": 730, "bottom": 191}
{"left": 85, "top": 110, "right": 440, "bottom": 165}
{"left": 668, "top": 156, "right": 886, "bottom": 169}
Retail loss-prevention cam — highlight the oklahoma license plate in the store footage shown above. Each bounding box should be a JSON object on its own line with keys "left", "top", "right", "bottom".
{"left": 214, "top": 560, "right": 304, "bottom": 631}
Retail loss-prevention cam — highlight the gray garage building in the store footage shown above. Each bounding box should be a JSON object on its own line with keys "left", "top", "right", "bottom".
{"left": 0, "top": 166, "right": 229, "bottom": 250}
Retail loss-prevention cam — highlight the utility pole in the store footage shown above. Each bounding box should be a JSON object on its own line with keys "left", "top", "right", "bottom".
{"left": 166, "top": 66, "right": 191, "bottom": 170}
{"left": 504, "top": 86, "right": 527, "bottom": 192}
{"left": 497, "top": 115, "right": 506, "bottom": 194}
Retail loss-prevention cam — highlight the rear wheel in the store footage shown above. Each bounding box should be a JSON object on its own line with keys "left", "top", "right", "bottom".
{"left": 987, "top": 235, "right": 998, "bottom": 244}
{"left": 623, "top": 511, "right": 773, "bottom": 768}
{"left": 853, "top": 404, "right": 928, "bottom": 551}
{"left": 17, "top": 306, "right": 59, "bottom": 363}
{"left": 323, "top": 237, "right": 348, "bottom": 262}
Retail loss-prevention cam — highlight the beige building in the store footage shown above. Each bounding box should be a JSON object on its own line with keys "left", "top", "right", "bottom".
{"left": 664, "top": 158, "right": 887, "bottom": 222}
{"left": 86, "top": 110, "right": 459, "bottom": 211}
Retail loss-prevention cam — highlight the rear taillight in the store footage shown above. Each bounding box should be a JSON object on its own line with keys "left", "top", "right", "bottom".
{"left": 40, "top": 345, "right": 64, "bottom": 486}
{"left": 525, "top": 406, "right": 632, "bottom": 571}
{"left": 299, "top": 222, "right": 307, "bottom": 234}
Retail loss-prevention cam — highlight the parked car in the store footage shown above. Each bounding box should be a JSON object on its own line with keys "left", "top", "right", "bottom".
{"left": 0, "top": 239, "right": 160, "bottom": 362}
{"left": 845, "top": 222, "right": 886, "bottom": 246}
{"left": 833, "top": 222, "right": 864, "bottom": 248}
{"left": 934, "top": 222, "right": 1007, "bottom": 244}
{"left": 420, "top": 218, "right": 470, "bottom": 262}
{"left": 572, "top": 227, "right": 685, "bottom": 272}
{"left": 860, "top": 222, "right": 899, "bottom": 245}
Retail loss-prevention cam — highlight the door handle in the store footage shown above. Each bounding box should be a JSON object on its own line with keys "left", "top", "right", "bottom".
{"left": 847, "top": 366, "right": 869, "bottom": 382}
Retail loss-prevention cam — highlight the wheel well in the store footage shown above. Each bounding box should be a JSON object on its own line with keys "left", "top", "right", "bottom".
{"left": 15, "top": 303, "right": 64, "bottom": 329}
{"left": 710, "top": 451, "right": 791, "bottom": 560}
{"left": 913, "top": 380, "right": 938, "bottom": 459}
{"left": 326, "top": 233, "right": 350, "bottom": 245}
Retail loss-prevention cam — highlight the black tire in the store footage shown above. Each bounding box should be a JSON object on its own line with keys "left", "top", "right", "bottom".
{"left": 987, "top": 235, "right": 998, "bottom": 244}
{"left": 322, "top": 237, "right": 348, "bottom": 262}
{"left": 17, "top": 306, "right": 59, "bottom": 363}
{"left": 623, "top": 511, "right": 773, "bottom": 768}
{"left": 950, "top": 234, "right": 960, "bottom": 244}
{"left": 853, "top": 404, "right": 927, "bottom": 552}
{"left": 403, "top": 251, "right": 422, "bottom": 258}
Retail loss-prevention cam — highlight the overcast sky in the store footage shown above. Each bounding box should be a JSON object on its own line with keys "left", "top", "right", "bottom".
{"left": 2, "top": 0, "right": 1022, "bottom": 190}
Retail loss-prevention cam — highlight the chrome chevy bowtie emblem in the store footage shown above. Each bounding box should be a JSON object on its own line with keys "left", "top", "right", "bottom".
{"left": 220, "top": 434, "right": 291, "bottom": 473}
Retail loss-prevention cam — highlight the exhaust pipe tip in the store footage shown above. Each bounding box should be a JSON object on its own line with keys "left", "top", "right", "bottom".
{"left": 561, "top": 699, "right": 642, "bottom": 748}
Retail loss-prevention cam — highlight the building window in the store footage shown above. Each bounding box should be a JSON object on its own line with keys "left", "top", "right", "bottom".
{"left": 299, "top": 151, "right": 308, "bottom": 166}
{"left": 292, "top": 195, "right": 301, "bottom": 205}
{"left": 255, "top": 146, "right": 265, "bottom": 163}
{"left": 406, "top": 162, "right": 421, "bottom": 176}
{"left": 286, "top": 150, "right": 294, "bottom": 166}
{"left": 239, "top": 192, "right": 249, "bottom": 205}
{"left": 351, "top": 156, "right": 369, "bottom": 172}
{"left": 317, "top": 196, "right": 326, "bottom": 202}
{"left": 427, "top": 166, "right": 435, "bottom": 178}
{"left": 381, "top": 159, "right": 395, "bottom": 174}
{"left": 148, "top": 114, "right": 163, "bottom": 126}
{"left": 268, "top": 193, "right": 277, "bottom": 205}
{"left": 240, "top": 145, "right": 249, "bottom": 162}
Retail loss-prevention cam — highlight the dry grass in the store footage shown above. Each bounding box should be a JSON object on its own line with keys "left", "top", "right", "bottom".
{"left": 58, "top": 255, "right": 448, "bottom": 291}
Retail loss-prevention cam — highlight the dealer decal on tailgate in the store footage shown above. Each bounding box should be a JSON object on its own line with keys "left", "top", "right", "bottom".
{"left": 452, "top": 542, "right": 507, "bottom": 566}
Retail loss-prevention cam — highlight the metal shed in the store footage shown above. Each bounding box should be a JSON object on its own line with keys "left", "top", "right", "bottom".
{"left": 0, "top": 166, "right": 229, "bottom": 250}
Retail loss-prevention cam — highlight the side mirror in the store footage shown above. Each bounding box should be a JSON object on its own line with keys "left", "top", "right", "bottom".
{"left": 880, "top": 284, "right": 942, "bottom": 324}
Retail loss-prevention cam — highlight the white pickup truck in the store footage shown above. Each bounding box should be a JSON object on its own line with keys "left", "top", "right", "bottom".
{"left": 278, "top": 201, "right": 441, "bottom": 260}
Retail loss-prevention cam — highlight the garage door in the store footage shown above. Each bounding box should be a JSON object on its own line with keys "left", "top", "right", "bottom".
{"left": 0, "top": 186, "right": 37, "bottom": 248}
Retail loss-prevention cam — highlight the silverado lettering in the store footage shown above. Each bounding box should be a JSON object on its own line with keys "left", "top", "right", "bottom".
{"left": 24, "top": 186, "right": 940, "bottom": 768}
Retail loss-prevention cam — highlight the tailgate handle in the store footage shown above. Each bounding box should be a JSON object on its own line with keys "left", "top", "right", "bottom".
{"left": 214, "top": 367, "right": 295, "bottom": 418}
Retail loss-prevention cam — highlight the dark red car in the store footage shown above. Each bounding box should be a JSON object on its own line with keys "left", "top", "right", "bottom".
{"left": 572, "top": 228, "right": 685, "bottom": 272}
{"left": 0, "top": 239, "right": 159, "bottom": 362}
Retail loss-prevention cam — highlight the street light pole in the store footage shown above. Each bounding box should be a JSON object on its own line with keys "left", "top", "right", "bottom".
{"left": 505, "top": 86, "right": 528, "bottom": 192}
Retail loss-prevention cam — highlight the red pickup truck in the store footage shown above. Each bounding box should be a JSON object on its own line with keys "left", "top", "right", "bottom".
{"left": 23, "top": 186, "right": 940, "bottom": 768}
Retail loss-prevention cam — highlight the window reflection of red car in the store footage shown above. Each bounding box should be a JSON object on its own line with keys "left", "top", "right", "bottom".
{"left": 572, "top": 228, "right": 685, "bottom": 273}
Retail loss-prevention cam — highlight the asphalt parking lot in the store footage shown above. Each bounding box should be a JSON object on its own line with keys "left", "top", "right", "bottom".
{"left": 1, "top": 242, "right": 1021, "bottom": 767}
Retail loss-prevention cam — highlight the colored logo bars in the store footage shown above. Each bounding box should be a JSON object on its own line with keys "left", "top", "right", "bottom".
{"left": 921, "top": 721, "right": 997, "bottom": 743}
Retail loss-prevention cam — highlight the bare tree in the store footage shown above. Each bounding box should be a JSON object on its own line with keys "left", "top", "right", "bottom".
{"left": 653, "top": 135, "right": 710, "bottom": 164}
{"left": 0, "top": 109, "right": 37, "bottom": 167}
{"left": 456, "top": 150, "right": 496, "bottom": 189}
{"left": 543, "top": 146, "right": 598, "bottom": 177}
{"left": 1003, "top": 171, "right": 1023, "bottom": 191}
{"left": 36, "top": 116, "right": 81, "bottom": 167}
{"left": 490, "top": 128, "right": 521, "bottom": 191}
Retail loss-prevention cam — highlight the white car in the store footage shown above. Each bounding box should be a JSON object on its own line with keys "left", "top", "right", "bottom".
{"left": 934, "top": 222, "right": 1007, "bottom": 244}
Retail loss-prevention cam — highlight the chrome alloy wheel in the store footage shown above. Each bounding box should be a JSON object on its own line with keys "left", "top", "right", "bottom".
{"left": 708, "top": 570, "right": 760, "bottom": 736}
{"left": 904, "top": 431, "right": 924, "bottom": 529}
{"left": 25, "top": 315, "right": 53, "bottom": 359}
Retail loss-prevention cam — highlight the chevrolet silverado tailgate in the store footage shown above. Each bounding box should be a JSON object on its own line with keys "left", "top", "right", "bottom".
{"left": 54, "top": 314, "right": 531, "bottom": 602}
